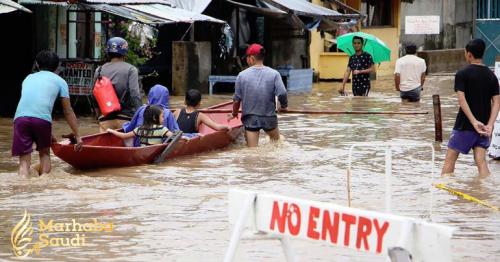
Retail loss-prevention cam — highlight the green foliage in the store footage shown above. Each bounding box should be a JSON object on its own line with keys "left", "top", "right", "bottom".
{"left": 103, "top": 19, "right": 156, "bottom": 67}
{"left": 121, "top": 22, "right": 153, "bottom": 67}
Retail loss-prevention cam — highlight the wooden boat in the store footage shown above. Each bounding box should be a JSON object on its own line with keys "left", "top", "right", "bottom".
{"left": 52, "top": 101, "right": 243, "bottom": 169}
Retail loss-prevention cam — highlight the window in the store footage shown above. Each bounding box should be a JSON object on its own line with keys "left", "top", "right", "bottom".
{"left": 477, "top": 0, "right": 500, "bottom": 19}
{"left": 360, "top": 0, "right": 392, "bottom": 27}
{"left": 67, "top": 7, "right": 102, "bottom": 60}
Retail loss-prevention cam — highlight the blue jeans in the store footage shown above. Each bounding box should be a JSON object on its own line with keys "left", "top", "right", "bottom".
{"left": 400, "top": 86, "right": 421, "bottom": 102}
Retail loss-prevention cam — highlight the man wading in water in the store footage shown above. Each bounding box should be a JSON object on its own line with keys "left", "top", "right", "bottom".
{"left": 441, "top": 39, "right": 500, "bottom": 177}
{"left": 229, "top": 43, "right": 288, "bottom": 147}
{"left": 340, "top": 36, "right": 375, "bottom": 96}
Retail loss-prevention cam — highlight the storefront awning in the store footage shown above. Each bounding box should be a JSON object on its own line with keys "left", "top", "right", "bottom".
{"left": 125, "top": 4, "right": 224, "bottom": 24}
{"left": 83, "top": 3, "right": 166, "bottom": 24}
{"left": 83, "top": 0, "right": 172, "bottom": 4}
{"left": 18, "top": 0, "right": 224, "bottom": 25}
{"left": 0, "top": 0, "right": 32, "bottom": 13}
{"left": 18, "top": 0, "right": 68, "bottom": 6}
{"left": 86, "top": 4, "right": 224, "bottom": 24}
{"left": 225, "top": 0, "right": 287, "bottom": 18}
{"left": 169, "top": 0, "right": 212, "bottom": 14}
{"left": 261, "top": 0, "right": 362, "bottom": 20}
{"left": 225, "top": 0, "right": 362, "bottom": 30}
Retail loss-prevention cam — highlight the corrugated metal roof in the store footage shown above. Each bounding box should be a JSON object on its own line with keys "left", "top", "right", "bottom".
{"left": 1, "top": 0, "right": 32, "bottom": 13}
{"left": 84, "top": 4, "right": 167, "bottom": 24}
{"left": 226, "top": 0, "right": 287, "bottom": 18}
{"left": 83, "top": 0, "right": 173, "bottom": 5}
{"left": 19, "top": 0, "right": 173, "bottom": 5}
{"left": 125, "top": 4, "right": 224, "bottom": 24}
{"left": 261, "top": 0, "right": 363, "bottom": 19}
{"left": 18, "top": 0, "right": 68, "bottom": 6}
{"left": 16, "top": 0, "right": 223, "bottom": 24}
{"left": 170, "top": 0, "right": 211, "bottom": 13}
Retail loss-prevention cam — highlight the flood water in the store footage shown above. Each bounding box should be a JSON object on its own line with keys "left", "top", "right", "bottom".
{"left": 0, "top": 75, "right": 498, "bottom": 261}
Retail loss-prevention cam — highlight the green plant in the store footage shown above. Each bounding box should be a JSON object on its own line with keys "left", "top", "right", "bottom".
{"left": 103, "top": 19, "right": 156, "bottom": 67}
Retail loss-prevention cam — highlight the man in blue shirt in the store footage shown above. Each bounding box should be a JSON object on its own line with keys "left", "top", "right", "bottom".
{"left": 230, "top": 44, "right": 288, "bottom": 147}
{"left": 12, "top": 50, "right": 81, "bottom": 177}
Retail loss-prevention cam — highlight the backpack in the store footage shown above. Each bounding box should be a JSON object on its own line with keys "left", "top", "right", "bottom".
{"left": 92, "top": 66, "right": 121, "bottom": 117}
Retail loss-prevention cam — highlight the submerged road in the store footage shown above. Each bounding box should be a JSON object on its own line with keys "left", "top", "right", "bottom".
{"left": 0, "top": 75, "right": 498, "bottom": 261}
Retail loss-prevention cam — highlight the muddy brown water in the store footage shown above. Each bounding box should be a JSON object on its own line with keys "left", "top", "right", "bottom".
{"left": 0, "top": 75, "right": 498, "bottom": 261}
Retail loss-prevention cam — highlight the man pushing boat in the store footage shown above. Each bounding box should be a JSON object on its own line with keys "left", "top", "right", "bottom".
{"left": 229, "top": 44, "right": 288, "bottom": 147}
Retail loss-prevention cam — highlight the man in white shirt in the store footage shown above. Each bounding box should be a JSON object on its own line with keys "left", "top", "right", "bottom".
{"left": 394, "top": 43, "right": 427, "bottom": 102}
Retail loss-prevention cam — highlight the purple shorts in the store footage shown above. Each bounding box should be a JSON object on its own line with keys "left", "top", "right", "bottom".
{"left": 12, "top": 117, "right": 52, "bottom": 156}
{"left": 448, "top": 129, "right": 490, "bottom": 154}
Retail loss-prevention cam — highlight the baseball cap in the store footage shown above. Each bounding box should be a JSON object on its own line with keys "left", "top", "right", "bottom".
{"left": 246, "top": 43, "right": 264, "bottom": 56}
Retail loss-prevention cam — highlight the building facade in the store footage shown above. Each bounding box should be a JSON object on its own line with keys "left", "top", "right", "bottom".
{"left": 310, "top": 0, "right": 401, "bottom": 78}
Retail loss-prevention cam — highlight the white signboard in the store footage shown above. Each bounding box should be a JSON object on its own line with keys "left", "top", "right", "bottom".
{"left": 405, "top": 16, "right": 440, "bottom": 34}
{"left": 228, "top": 189, "right": 455, "bottom": 261}
{"left": 495, "top": 62, "right": 500, "bottom": 85}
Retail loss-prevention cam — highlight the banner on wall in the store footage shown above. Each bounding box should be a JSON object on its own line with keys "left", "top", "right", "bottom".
{"left": 405, "top": 16, "right": 440, "bottom": 35}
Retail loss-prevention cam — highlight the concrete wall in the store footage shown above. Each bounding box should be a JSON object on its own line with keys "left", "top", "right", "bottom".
{"left": 267, "top": 18, "right": 309, "bottom": 69}
{"left": 399, "top": 0, "right": 474, "bottom": 51}
{"left": 417, "top": 49, "right": 465, "bottom": 73}
{"left": 309, "top": 0, "right": 325, "bottom": 73}
{"left": 172, "top": 41, "right": 212, "bottom": 95}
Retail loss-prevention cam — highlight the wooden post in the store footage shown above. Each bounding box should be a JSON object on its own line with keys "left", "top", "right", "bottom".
{"left": 433, "top": 95, "right": 443, "bottom": 142}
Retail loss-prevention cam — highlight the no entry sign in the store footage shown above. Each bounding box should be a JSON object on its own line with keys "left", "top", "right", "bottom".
{"left": 226, "top": 189, "right": 455, "bottom": 261}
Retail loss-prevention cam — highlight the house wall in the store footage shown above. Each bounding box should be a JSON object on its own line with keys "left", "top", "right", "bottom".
{"left": 399, "top": 0, "right": 474, "bottom": 50}
{"left": 363, "top": 27, "right": 399, "bottom": 76}
{"left": 266, "top": 17, "right": 309, "bottom": 69}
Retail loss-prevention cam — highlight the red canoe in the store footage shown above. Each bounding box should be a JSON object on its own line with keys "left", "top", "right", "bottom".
{"left": 52, "top": 102, "right": 243, "bottom": 169}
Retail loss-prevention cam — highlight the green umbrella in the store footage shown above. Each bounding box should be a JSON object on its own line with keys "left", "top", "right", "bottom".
{"left": 336, "top": 32, "right": 391, "bottom": 63}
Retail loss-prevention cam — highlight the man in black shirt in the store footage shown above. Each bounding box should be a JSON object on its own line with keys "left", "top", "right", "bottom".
{"left": 341, "top": 36, "right": 375, "bottom": 96}
{"left": 442, "top": 39, "right": 500, "bottom": 177}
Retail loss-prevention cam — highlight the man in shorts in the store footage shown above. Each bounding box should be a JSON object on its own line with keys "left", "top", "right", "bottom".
{"left": 229, "top": 43, "right": 288, "bottom": 147}
{"left": 12, "top": 50, "right": 82, "bottom": 177}
{"left": 394, "top": 42, "right": 426, "bottom": 102}
{"left": 441, "top": 39, "right": 500, "bottom": 177}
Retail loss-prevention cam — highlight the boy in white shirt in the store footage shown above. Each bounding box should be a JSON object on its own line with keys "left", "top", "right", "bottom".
{"left": 394, "top": 43, "right": 427, "bottom": 102}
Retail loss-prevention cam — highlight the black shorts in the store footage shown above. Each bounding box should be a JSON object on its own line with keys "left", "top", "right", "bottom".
{"left": 242, "top": 115, "right": 278, "bottom": 132}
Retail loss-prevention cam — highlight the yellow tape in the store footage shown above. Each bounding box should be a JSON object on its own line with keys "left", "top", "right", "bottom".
{"left": 434, "top": 183, "right": 499, "bottom": 211}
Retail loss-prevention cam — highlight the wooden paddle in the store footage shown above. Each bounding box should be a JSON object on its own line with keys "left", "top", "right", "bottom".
{"left": 191, "top": 109, "right": 428, "bottom": 115}
{"left": 153, "top": 130, "right": 183, "bottom": 164}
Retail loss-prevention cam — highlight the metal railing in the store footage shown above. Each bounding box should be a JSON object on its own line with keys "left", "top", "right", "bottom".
{"left": 347, "top": 142, "right": 436, "bottom": 217}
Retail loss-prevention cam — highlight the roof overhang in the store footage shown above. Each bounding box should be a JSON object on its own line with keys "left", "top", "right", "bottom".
{"left": 225, "top": 0, "right": 363, "bottom": 30}
{"left": 0, "top": 0, "right": 32, "bottom": 13}
{"left": 18, "top": 0, "right": 224, "bottom": 25}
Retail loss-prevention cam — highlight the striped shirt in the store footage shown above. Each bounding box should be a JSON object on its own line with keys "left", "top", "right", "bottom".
{"left": 133, "top": 125, "right": 170, "bottom": 146}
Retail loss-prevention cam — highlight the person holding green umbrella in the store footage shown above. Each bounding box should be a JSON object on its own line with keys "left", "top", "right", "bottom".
{"left": 340, "top": 36, "right": 375, "bottom": 96}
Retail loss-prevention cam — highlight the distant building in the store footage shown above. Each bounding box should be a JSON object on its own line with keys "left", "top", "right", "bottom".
{"left": 310, "top": 0, "right": 402, "bottom": 78}
{"left": 309, "top": 0, "right": 497, "bottom": 79}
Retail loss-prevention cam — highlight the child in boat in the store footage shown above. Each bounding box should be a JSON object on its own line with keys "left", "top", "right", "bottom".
{"left": 174, "top": 89, "right": 229, "bottom": 135}
{"left": 123, "top": 84, "right": 179, "bottom": 147}
{"left": 107, "top": 105, "right": 174, "bottom": 146}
